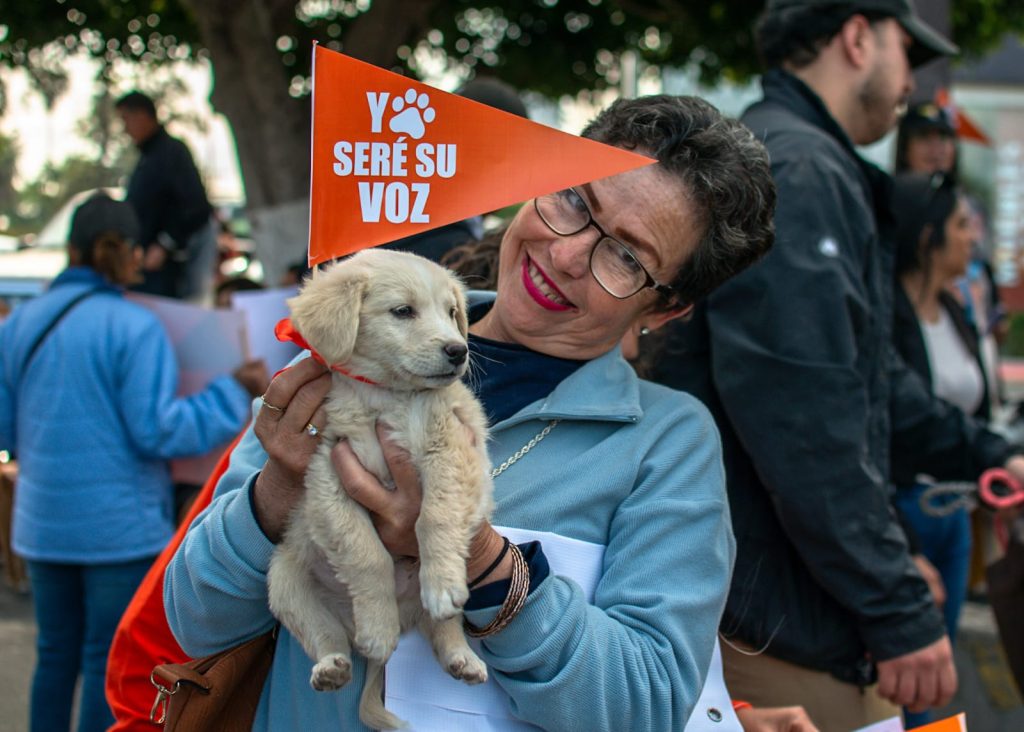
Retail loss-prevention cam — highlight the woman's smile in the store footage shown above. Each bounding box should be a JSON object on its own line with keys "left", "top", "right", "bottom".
{"left": 522, "top": 254, "right": 574, "bottom": 311}
{"left": 472, "top": 164, "right": 697, "bottom": 361}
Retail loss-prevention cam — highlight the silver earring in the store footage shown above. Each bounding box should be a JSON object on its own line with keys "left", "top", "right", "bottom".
{"left": 639, "top": 327, "right": 651, "bottom": 337}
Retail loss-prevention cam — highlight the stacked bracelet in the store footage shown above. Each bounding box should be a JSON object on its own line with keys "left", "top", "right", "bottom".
{"left": 468, "top": 536, "right": 511, "bottom": 589}
{"left": 464, "top": 542, "right": 529, "bottom": 638}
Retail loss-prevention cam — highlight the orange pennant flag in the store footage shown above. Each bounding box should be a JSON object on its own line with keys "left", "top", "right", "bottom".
{"left": 909, "top": 712, "right": 967, "bottom": 732}
{"left": 935, "top": 89, "right": 991, "bottom": 146}
{"left": 308, "top": 44, "right": 655, "bottom": 266}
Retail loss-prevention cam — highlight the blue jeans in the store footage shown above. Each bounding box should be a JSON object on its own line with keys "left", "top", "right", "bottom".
{"left": 26, "top": 557, "right": 155, "bottom": 732}
{"left": 894, "top": 483, "right": 972, "bottom": 728}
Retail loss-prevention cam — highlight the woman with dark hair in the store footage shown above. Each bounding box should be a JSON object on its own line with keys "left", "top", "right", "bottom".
{"left": 0, "top": 193, "right": 268, "bottom": 732}
{"left": 894, "top": 103, "right": 958, "bottom": 176}
{"left": 165, "top": 95, "right": 782, "bottom": 731}
{"left": 890, "top": 172, "right": 987, "bottom": 668}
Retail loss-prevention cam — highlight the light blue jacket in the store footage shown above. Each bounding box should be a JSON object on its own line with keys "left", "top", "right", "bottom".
{"left": 165, "top": 320, "right": 734, "bottom": 730}
{"left": 0, "top": 267, "right": 252, "bottom": 563}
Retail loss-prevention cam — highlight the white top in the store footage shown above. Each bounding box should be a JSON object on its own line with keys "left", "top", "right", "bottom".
{"left": 921, "top": 307, "right": 984, "bottom": 415}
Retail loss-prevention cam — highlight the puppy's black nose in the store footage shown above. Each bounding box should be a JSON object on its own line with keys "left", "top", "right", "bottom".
{"left": 444, "top": 343, "right": 468, "bottom": 366}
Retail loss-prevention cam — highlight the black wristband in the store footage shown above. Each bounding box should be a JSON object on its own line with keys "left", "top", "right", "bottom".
{"left": 468, "top": 535, "right": 511, "bottom": 589}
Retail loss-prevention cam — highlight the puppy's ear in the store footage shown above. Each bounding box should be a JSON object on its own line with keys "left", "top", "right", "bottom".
{"left": 452, "top": 280, "right": 470, "bottom": 339}
{"left": 288, "top": 261, "right": 369, "bottom": 364}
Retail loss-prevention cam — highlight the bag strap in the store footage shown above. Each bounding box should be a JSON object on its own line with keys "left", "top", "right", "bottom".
{"left": 149, "top": 628, "right": 277, "bottom": 726}
{"left": 151, "top": 663, "right": 212, "bottom": 693}
{"left": 149, "top": 663, "right": 211, "bottom": 725}
{"left": 19, "top": 286, "right": 103, "bottom": 378}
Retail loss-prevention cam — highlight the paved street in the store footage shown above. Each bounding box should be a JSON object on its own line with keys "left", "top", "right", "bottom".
{"left": 0, "top": 564, "right": 1022, "bottom": 731}
{"left": 0, "top": 576, "right": 32, "bottom": 732}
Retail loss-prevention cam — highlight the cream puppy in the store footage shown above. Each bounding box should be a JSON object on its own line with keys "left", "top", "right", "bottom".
{"left": 267, "top": 249, "right": 493, "bottom": 730}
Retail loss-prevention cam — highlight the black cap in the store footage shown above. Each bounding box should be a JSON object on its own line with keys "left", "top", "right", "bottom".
{"left": 68, "top": 193, "right": 140, "bottom": 253}
{"left": 456, "top": 78, "right": 529, "bottom": 119}
{"left": 766, "top": 0, "right": 959, "bottom": 68}
{"left": 900, "top": 102, "right": 956, "bottom": 136}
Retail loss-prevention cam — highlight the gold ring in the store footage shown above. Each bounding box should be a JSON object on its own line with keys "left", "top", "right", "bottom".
{"left": 260, "top": 394, "right": 285, "bottom": 413}
{"left": 305, "top": 423, "right": 320, "bottom": 437}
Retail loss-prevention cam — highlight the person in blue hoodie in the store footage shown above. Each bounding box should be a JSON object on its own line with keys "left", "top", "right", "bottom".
{"left": 165, "top": 96, "right": 780, "bottom": 731}
{"left": 0, "top": 193, "right": 269, "bottom": 732}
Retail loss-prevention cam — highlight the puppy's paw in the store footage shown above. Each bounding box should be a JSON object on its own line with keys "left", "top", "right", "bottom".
{"left": 443, "top": 647, "right": 488, "bottom": 685}
{"left": 421, "top": 582, "right": 469, "bottom": 620}
{"left": 310, "top": 653, "right": 352, "bottom": 691}
{"left": 354, "top": 624, "right": 399, "bottom": 663}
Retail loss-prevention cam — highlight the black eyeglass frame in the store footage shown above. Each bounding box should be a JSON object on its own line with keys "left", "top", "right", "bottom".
{"left": 533, "top": 188, "right": 676, "bottom": 301}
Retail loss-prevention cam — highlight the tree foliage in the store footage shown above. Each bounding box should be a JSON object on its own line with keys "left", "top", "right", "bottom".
{"left": 952, "top": 0, "right": 1024, "bottom": 60}
{"left": 1, "top": 0, "right": 1022, "bottom": 216}
{"left": 2, "top": 0, "right": 1022, "bottom": 101}
{"left": 12, "top": 153, "right": 130, "bottom": 231}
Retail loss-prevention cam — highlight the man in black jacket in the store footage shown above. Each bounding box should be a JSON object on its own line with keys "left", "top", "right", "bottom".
{"left": 116, "top": 91, "right": 215, "bottom": 301}
{"left": 652, "top": 1, "right": 1024, "bottom": 728}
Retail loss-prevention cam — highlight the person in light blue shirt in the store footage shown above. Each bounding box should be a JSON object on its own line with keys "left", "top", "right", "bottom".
{"left": 0, "top": 193, "right": 269, "bottom": 732}
{"left": 166, "top": 96, "right": 776, "bottom": 731}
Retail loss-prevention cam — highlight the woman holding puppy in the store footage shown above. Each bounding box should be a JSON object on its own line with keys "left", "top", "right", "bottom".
{"left": 166, "top": 96, "right": 777, "bottom": 731}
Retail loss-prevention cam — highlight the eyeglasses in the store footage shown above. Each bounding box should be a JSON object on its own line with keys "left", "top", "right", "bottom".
{"left": 533, "top": 188, "right": 675, "bottom": 300}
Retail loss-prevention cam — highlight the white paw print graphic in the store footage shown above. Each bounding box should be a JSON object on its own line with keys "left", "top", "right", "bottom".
{"left": 389, "top": 89, "right": 436, "bottom": 140}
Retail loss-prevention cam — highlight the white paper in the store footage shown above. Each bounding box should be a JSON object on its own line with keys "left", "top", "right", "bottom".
{"left": 126, "top": 293, "right": 247, "bottom": 485}
{"left": 229, "top": 286, "right": 301, "bottom": 374}
{"left": 385, "top": 526, "right": 741, "bottom": 731}
{"left": 853, "top": 717, "right": 905, "bottom": 732}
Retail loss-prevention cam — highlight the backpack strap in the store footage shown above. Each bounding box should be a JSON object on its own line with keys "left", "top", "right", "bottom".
{"left": 19, "top": 286, "right": 104, "bottom": 378}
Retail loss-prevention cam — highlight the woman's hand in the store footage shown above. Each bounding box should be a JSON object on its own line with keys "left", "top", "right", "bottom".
{"left": 736, "top": 705, "right": 819, "bottom": 732}
{"left": 252, "top": 357, "right": 331, "bottom": 542}
{"left": 142, "top": 242, "right": 168, "bottom": 271}
{"left": 333, "top": 422, "right": 512, "bottom": 585}
{"left": 233, "top": 358, "right": 271, "bottom": 398}
{"left": 332, "top": 422, "right": 422, "bottom": 557}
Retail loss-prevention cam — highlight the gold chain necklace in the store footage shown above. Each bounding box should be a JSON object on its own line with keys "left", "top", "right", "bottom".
{"left": 490, "top": 420, "right": 560, "bottom": 479}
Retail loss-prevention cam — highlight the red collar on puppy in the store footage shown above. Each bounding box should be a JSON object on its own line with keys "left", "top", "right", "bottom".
{"left": 274, "top": 317, "right": 381, "bottom": 386}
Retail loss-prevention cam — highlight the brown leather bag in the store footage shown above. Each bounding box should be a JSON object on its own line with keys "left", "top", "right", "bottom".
{"left": 149, "top": 629, "right": 276, "bottom": 731}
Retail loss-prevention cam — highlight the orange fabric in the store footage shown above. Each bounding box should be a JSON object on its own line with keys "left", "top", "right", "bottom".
{"left": 274, "top": 317, "right": 380, "bottom": 385}
{"left": 105, "top": 431, "right": 243, "bottom": 731}
{"left": 910, "top": 713, "right": 968, "bottom": 731}
{"left": 936, "top": 89, "right": 991, "bottom": 146}
{"left": 308, "top": 44, "right": 655, "bottom": 266}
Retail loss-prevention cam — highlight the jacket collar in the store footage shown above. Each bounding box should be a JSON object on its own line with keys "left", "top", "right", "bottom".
{"left": 467, "top": 291, "right": 643, "bottom": 430}
{"left": 761, "top": 69, "right": 859, "bottom": 158}
{"left": 49, "top": 266, "right": 119, "bottom": 293}
{"left": 138, "top": 125, "right": 169, "bottom": 154}
{"left": 760, "top": 69, "right": 895, "bottom": 226}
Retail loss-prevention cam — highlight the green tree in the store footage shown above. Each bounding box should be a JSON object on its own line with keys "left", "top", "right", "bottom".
{"left": 14, "top": 155, "right": 123, "bottom": 228}
{"left": 0, "top": 132, "right": 18, "bottom": 229}
{"left": 1, "top": 0, "right": 1021, "bottom": 215}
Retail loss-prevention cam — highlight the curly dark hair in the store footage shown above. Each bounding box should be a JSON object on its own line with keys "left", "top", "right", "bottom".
{"left": 581, "top": 95, "right": 776, "bottom": 309}
{"left": 440, "top": 230, "right": 504, "bottom": 291}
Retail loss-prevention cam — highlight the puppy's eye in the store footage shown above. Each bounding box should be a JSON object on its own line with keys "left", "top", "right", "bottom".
{"left": 449, "top": 307, "right": 458, "bottom": 320}
{"left": 390, "top": 305, "right": 416, "bottom": 319}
